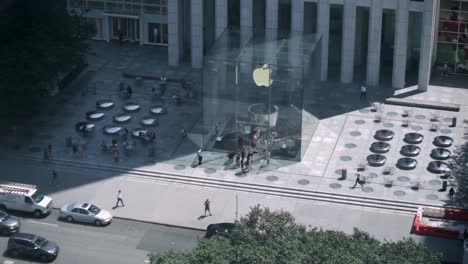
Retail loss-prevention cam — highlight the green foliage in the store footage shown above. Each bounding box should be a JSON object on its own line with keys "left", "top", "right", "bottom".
{"left": 0, "top": 0, "right": 91, "bottom": 112}
{"left": 148, "top": 206, "right": 442, "bottom": 264}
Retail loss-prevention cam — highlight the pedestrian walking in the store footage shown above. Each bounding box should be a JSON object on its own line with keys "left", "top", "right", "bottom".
{"left": 449, "top": 187, "right": 455, "bottom": 201}
{"left": 225, "top": 152, "right": 235, "bottom": 165}
{"left": 43, "top": 147, "right": 49, "bottom": 160}
{"left": 115, "top": 190, "right": 124, "bottom": 207}
{"left": 197, "top": 148, "right": 203, "bottom": 166}
{"left": 360, "top": 85, "right": 367, "bottom": 100}
{"left": 351, "top": 172, "right": 364, "bottom": 189}
{"left": 204, "top": 199, "right": 211, "bottom": 216}
{"left": 51, "top": 170, "right": 58, "bottom": 186}
{"left": 235, "top": 154, "right": 241, "bottom": 168}
{"left": 244, "top": 159, "right": 250, "bottom": 172}
{"left": 47, "top": 143, "right": 52, "bottom": 158}
{"left": 126, "top": 85, "right": 133, "bottom": 98}
{"left": 442, "top": 63, "right": 449, "bottom": 76}
{"left": 113, "top": 149, "right": 119, "bottom": 162}
{"left": 180, "top": 128, "right": 187, "bottom": 138}
{"left": 118, "top": 29, "right": 123, "bottom": 45}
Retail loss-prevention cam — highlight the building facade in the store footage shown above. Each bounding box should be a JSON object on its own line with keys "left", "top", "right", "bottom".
{"left": 67, "top": 0, "right": 467, "bottom": 91}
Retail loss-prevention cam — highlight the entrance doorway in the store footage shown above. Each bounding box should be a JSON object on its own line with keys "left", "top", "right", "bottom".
{"left": 111, "top": 17, "right": 140, "bottom": 43}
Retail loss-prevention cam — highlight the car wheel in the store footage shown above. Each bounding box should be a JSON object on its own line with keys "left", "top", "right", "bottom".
{"left": 9, "top": 249, "right": 19, "bottom": 257}
{"left": 95, "top": 220, "right": 102, "bottom": 226}
{"left": 66, "top": 216, "right": 73, "bottom": 222}
{"left": 39, "top": 254, "right": 50, "bottom": 262}
{"left": 1, "top": 228, "right": 10, "bottom": 236}
{"left": 33, "top": 210, "right": 42, "bottom": 218}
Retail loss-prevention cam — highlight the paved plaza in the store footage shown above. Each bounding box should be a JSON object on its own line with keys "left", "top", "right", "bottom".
{"left": 0, "top": 42, "right": 467, "bottom": 261}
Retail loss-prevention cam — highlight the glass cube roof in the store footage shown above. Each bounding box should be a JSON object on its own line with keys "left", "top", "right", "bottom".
{"left": 205, "top": 28, "right": 321, "bottom": 68}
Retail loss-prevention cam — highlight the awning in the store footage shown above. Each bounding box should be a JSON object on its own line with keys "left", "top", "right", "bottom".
{"left": 103, "top": 13, "right": 139, "bottom": 19}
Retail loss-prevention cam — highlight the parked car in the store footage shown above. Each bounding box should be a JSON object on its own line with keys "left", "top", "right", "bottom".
{"left": 0, "top": 210, "right": 20, "bottom": 235}
{"left": 7, "top": 233, "right": 59, "bottom": 262}
{"left": 0, "top": 182, "right": 53, "bottom": 217}
{"left": 205, "top": 223, "right": 236, "bottom": 238}
{"left": 60, "top": 203, "right": 112, "bottom": 226}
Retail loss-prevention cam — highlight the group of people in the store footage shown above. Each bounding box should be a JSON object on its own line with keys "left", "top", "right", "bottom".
{"left": 226, "top": 147, "right": 255, "bottom": 173}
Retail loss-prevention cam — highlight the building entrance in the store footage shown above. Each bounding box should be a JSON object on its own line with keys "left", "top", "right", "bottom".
{"left": 111, "top": 17, "right": 140, "bottom": 43}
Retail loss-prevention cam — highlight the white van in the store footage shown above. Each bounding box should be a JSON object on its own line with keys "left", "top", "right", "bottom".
{"left": 0, "top": 182, "right": 52, "bottom": 217}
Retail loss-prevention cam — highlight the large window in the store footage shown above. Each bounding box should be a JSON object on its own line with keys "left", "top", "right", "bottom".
{"left": 437, "top": 1, "right": 468, "bottom": 74}
{"left": 69, "top": 0, "right": 167, "bottom": 15}
{"left": 147, "top": 23, "right": 168, "bottom": 45}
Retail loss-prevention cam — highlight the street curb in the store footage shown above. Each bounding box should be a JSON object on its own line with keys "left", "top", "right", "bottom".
{"left": 50, "top": 208, "right": 205, "bottom": 232}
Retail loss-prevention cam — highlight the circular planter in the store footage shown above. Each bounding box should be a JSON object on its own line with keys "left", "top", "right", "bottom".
{"left": 433, "top": 136, "right": 453, "bottom": 148}
{"left": 123, "top": 102, "right": 141, "bottom": 112}
{"left": 400, "top": 145, "right": 421, "bottom": 157}
{"left": 430, "top": 148, "right": 451, "bottom": 160}
{"left": 396, "top": 158, "right": 418, "bottom": 170}
{"left": 113, "top": 113, "right": 132, "bottom": 123}
{"left": 374, "top": 130, "right": 394, "bottom": 141}
{"left": 367, "top": 154, "right": 387, "bottom": 167}
{"left": 141, "top": 116, "right": 159, "bottom": 127}
{"left": 86, "top": 111, "right": 105, "bottom": 121}
{"left": 370, "top": 142, "right": 391, "bottom": 154}
{"left": 75, "top": 121, "right": 95, "bottom": 133}
{"left": 103, "top": 125, "right": 122, "bottom": 135}
{"left": 96, "top": 100, "right": 114, "bottom": 110}
{"left": 427, "top": 161, "right": 450, "bottom": 174}
{"left": 404, "top": 133, "right": 424, "bottom": 144}
{"left": 150, "top": 105, "right": 168, "bottom": 115}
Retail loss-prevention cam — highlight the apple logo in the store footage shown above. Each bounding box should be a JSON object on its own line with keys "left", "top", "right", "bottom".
{"left": 252, "top": 64, "right": 273, "bottom": 87}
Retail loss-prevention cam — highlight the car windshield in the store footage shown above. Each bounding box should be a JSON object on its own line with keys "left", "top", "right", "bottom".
{"left": 88, "top": 205, "right": 100, "bottom": 215}
{"left": 34, "top": 237, "right": 48, "bottom": 247}
{"left": 31, "top": 192, "right": 44, "bottom": 203}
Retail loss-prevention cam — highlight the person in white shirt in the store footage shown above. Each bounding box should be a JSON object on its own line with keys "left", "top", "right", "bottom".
{"left": 115, "top": 190, "right": 124, "bottom": 207}
{"left": 360, "top": 85, "right": 367, "bottom": 100}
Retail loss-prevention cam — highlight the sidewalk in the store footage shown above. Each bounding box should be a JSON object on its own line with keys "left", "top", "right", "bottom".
{"left": 2, "top": 158, "right": 461, "bottom": 263}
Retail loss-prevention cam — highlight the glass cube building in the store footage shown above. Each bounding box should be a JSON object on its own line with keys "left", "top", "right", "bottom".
{"left": 202, "top": 28, "right": 321, "bottom": 162}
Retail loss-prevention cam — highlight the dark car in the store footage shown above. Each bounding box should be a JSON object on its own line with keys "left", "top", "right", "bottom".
{"left": 7, "top": 233, "right": 59, "bottom": 262}
{"left": 205, "top": 223, "right": 236, "bottom": 238}
{"left": 0, "top": 210, "right": 20, "bottom": 235}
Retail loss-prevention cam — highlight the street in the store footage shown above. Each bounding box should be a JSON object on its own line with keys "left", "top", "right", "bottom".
{"left": 0, "top": 209, "right": 203, "bottom": 264}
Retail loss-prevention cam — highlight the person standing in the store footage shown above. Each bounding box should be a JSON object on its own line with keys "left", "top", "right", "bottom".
{"left": 449, "top": 187, "right": 455, "bottom": 202}
{"left": 360, "top": 85, "right": 367, "bottom": 100}
{"left": 118, "top": 29, "right": 123, "bottom": 45}
{"left": 204, "top": 199, "right": 211, "bottom": 216}
{"left": 126, "top": 85, "right": 133, "bottom": 98}
{"left": 197, "top": 148, "right": 203, "bottom": 166}
{"left": 351, "top": 172, "right": 364, "bottom": 189}
{"left": 47, "top": 144, "right": 52, "bottom": 158}
{"left": 115, "top": 190, "right": 124, "bottom": 207}
{"left": 235, "top": 153, "right": 241, "bottom": 168}
{"left": 51, "top": 170, "right": 58, "bottom": 187}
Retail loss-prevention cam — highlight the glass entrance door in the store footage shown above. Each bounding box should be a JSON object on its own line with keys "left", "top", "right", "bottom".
{"left": 111, "top": 17, "right": 140, "bottom": 43}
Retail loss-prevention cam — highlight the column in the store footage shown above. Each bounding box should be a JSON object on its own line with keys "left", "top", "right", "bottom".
{"left": 392, "top": 0, "right": 409, "bottom": 89}
{"left": 241, "top": 0, "right": 253, "bottom": 28}
{"left": 168, "top": 0, "right": 180, "bottom": 66}
{"left": 215, "top": 0, "right": 227, "bottom": 38}
{"left": 103, "top": 16, "right": 110, "bottom": 43}
{"left": 191, "top": 0, "right": 203, "bottom": 69}
{"left": 366, "top": 0, "right": 383, "bottom": 87}
{"left": 266, "top": 0, "right": 278, "bottom": 30}
{"left": 291, "top": 0, "right": 304, "bottom": 32}
{"left": 418, "top": 0, "right": 436, "bottom": 91}
{"left": 341, "top": 0, "right": 356, "bottom": 83}
{"left": 354, "top": 8, "right": 364, "bottom": 66}
{"left": 317, "top": 0, "right": 330, "bottom": 81}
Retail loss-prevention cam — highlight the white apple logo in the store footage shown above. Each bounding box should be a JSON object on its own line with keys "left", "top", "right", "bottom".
{"left": 252, "top": 64, "right": 273, "bottom": 87}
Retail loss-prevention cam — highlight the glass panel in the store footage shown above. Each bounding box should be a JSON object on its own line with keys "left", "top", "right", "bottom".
{"left": 87, "top": 1, "right": 105, "bottom": 9}
{"left": 162, "top": 24, "right": 168, "bottom": 44}
{"left": 202, "top": 28, "right": 321, "bottom": 162}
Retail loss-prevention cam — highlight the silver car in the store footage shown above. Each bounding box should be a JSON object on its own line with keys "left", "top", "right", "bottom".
{"left": 60, "top": 203, "right": 112, "bottom": 226}
{"left": 0, "top": 210, "right": 20, "bottom": 235}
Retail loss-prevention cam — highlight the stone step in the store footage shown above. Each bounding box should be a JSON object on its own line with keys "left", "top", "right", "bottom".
{"left": 15, "top": 155, "right": 434, "bottom": 215}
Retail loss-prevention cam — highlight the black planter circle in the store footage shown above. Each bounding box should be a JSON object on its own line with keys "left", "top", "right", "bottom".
{"left": 367, "top": 154, "right": 387, "bottom": 167}
{"left": 396, "top": 158, "right": 418, "bottom": 170}
{"left": 404, "top": 133, "right": 424, "bottom": 144}
{"left": 370, "top": 142, "right": 391, "bottom": 154}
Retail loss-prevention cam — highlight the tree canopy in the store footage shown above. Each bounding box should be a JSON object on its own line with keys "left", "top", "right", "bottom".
{"left": 149, "top": 206, "right": 441, "bottom": 264}
{"left": 0, "top": 0, "right": 90, "bottom": 112}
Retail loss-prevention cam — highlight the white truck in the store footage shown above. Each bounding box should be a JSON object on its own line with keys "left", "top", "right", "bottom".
{"left": 0, "top": 182, "right": 53, "bottom": 217}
